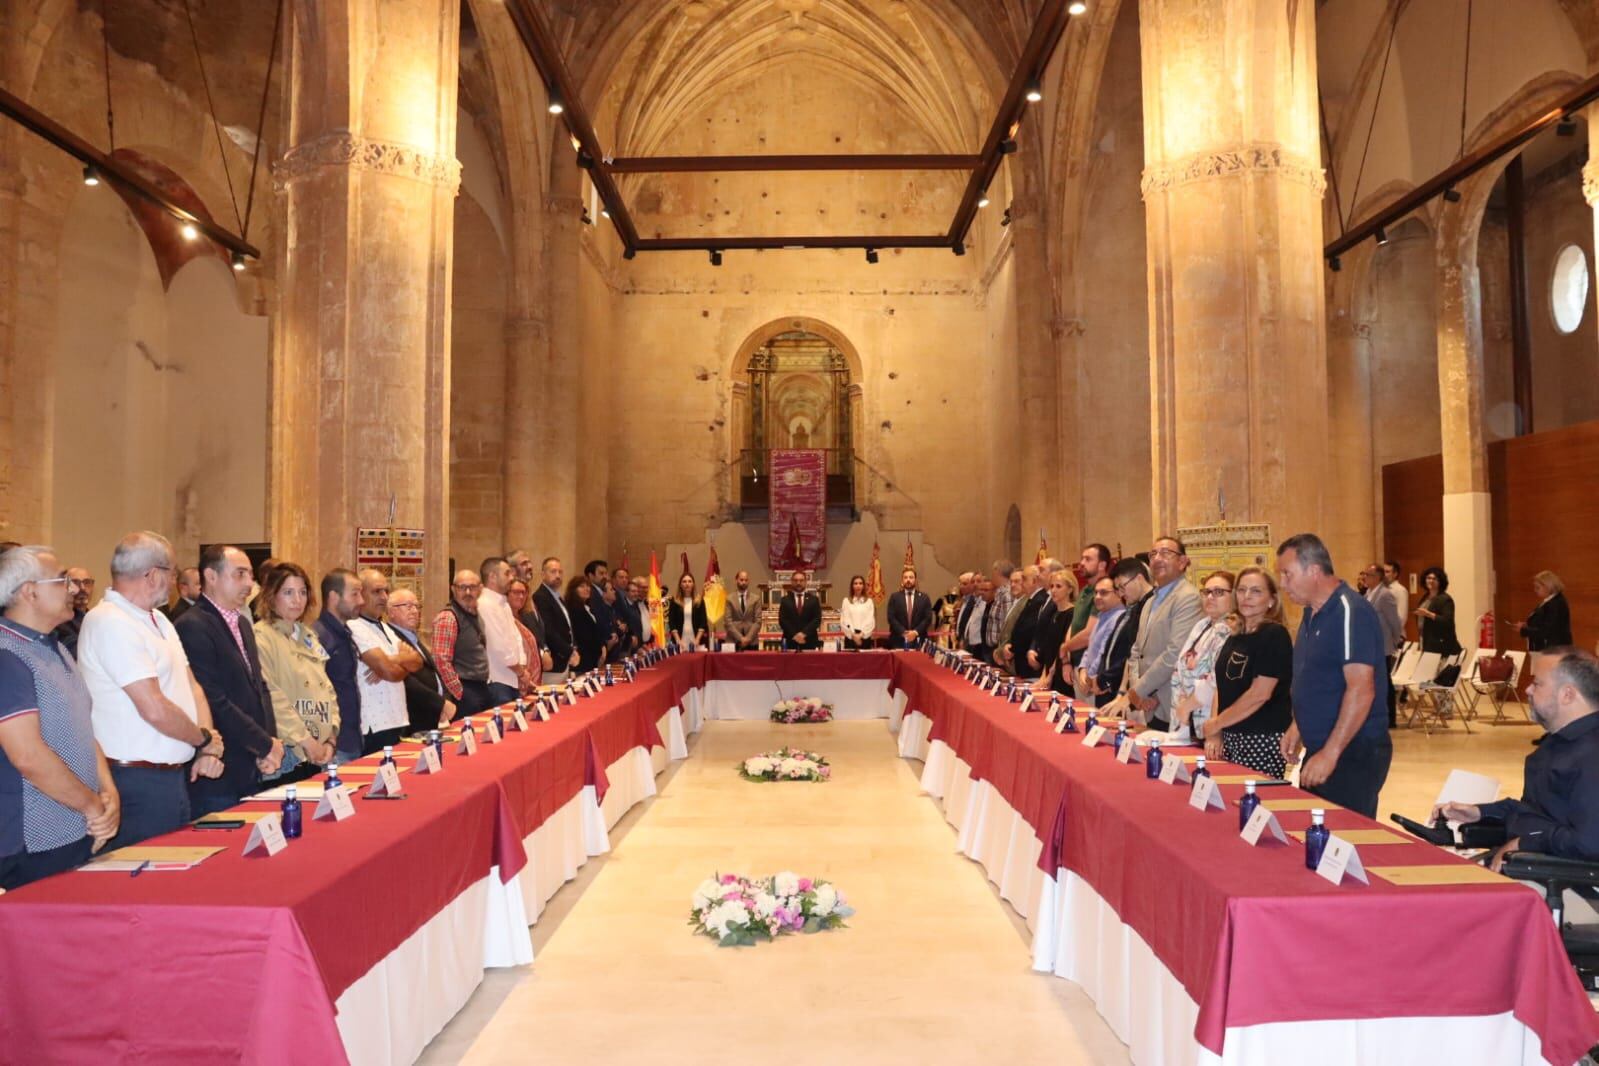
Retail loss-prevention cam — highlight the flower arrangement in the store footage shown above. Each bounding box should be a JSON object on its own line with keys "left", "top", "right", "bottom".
{"left": 689, "top": 871, "right": 854, "bottom": 947}
{"left": 738, "top": 747, "right": 831, "bottom": 782}
{"left": 769, "top": 696, "right": 834, "bottom": 724}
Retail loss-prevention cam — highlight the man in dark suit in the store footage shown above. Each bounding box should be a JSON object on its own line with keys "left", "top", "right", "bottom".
{"left": 886, "top": 567, "right": 934, "bottom": 649}
{"left": 778, "top": 571, "right": 822, "bottom": 650}
{"left": 1004, "top": 566, "right": 1049, "bottom": 678}
{"left": 952, "top": 572, "right": 977, "bottom": 651}
{"left": 534, "top": 556, "right": 577, "bottom": 681}
{"left": 583, "top": 560, "right": 618, "bottom": 661}
{"left": 163, "top": 567, "right": 202, "bottom": 622}
{"left": 1094, "top": 558, "right": 1153, "bottom": 707}
{"left": 175, "top": 545, "right": 282, "bottom": 816}
{"left": 387, "top": 587, "right": 456, "bottom": 732}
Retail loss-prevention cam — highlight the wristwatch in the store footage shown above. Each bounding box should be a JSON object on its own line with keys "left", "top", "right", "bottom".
{"left": 194, "top": 727, "right": 214, "bottom": 753}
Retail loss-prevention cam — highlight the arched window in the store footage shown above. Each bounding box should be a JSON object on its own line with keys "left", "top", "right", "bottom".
{"left": 1550, "top": 243, "right": 1590, "bottom": 335}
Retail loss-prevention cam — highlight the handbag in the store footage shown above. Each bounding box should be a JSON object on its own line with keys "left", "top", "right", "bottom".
{"left": 1477, "top": 652, "right": 1513, "bottom": 683}
{"left": 1433, "top": 662, "right": 1461, "bottom": 687}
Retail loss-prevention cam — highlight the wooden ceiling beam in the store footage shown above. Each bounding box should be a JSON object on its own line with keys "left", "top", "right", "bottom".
{"left": 606, "top": 154, "right": 983, "bottom": 173}
{"left": 635, "top": 234, "right": 952, "bottom": 252}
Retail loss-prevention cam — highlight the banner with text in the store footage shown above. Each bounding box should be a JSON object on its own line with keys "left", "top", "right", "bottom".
{"left": 767, "top": 449, "right": 827, "bottom": 570}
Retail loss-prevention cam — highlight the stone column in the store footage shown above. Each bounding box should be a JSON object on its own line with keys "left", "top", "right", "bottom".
{"left": 270, "top": 0, "right": 460, "bottom": 609}
{"left": 1008, "top": 166, "right": 1065, "bottom": 549}
{"left": 1324, "top": 308, "right": 1376, "bottom": 572}
{"left": 1435, "top": 202, "right": 1494, "bottom": 650}
{"left": 1139, "top": 0, "right": 1328, "bottom": 547}
{"left": 529, "top": 192, "right": 583, "bottom": 565}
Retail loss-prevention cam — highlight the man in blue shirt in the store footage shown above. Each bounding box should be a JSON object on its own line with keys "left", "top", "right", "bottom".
{"left": 1434, "top": 647, "right": 1599, "bottom": 870}
{"left": 0, "top": 546, "right": 119, "bottom": 888}
{"left": 1277, "top": 533, "right": 1392, "bottom": 818}
{"left": 314, "top": 568, "right": 365, "bottom": 765}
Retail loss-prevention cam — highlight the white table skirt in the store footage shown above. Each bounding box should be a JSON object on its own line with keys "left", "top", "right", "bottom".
{"left": 699, "top": 678, "right": 897, "bottom": 720}
{"left": 334, "top": 703, "right": 698, "bottom": 1065}
{"left": 907, "top": 736, "right": 1556, "bottom": 1065}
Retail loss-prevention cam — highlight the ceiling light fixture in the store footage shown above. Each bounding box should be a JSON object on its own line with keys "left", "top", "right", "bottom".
{"left": 82, "top": 165, "right": 100, "bottom": 186}
{"left": 709, "top": 249, "right": 723, "bottom": 266}
{"left": 231, "top": 250, "right": 247, "bottom": 272}
{"left": 1068, "top": 1, "right": 1088, "bottom": 15}
{"left": 952, "top": 241, "right": 966, "bottom": 257}
{"left": 1557, "top": 116, "right": 1577, "bottom": 137}
{"left": 998, "top": 138, "right": 1018, "bottom": 155}
{"left": 548, "top": 98, "right": 565, "bottom": 116}
{"left": 977, "top": 194, "right": 990, "bottom": 208}
{"left": 1328, "top": 255, "right": 1341, "bottom": 272}
{"left": 865, "top": 248, "right": 879, "bottom": 264}
{"left": 1374, "top": 227, "right": 1389, "bottom": 246}
{"left": 180, "top": 221, "right": 200, "bottom": 241}
{"left": 1443, "top": 187, "right": 1461, "bottom": 203}
{"left": 1025, "top": 80, "right": 1043, "bottom": 104}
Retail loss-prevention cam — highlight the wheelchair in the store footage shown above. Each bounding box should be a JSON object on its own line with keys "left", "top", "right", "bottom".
{"left": 1394, "top": 812, "right": 1599, "bottom": 993}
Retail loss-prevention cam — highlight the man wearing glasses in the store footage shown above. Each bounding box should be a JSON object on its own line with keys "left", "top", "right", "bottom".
{"left": 77, "top": 531, "right": 225, "bottom": 848}
{"left": 0, "top": 546, "right": 121, "bottom": 887}
{"left": 1121, "top": 537, "right": 1204, "bottom": 731}
{"left": 1091, "top": 559, "right": 1152, "bottom": 707}
{"left": 50, "top": 567, "right": 94, "bottom": 657}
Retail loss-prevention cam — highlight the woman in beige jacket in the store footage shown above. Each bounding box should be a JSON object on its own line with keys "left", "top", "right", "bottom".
{"left": 254, "top": 561, "right": 340, "bottom": 778}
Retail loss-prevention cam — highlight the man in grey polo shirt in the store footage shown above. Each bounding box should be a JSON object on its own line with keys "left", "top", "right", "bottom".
{"left": 0, "top": 546, "right": 120, "bottom": 887}
{"left": 1278, "top": 533, "right": 1392, "bottom": 818}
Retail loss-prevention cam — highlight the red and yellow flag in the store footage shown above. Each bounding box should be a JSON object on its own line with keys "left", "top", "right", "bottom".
{"left": 647, "top": 551, "right": 666, "bottom": 646}
{"left": 1035, "top": 528, "right": 1049, "bottom": 565}
{"left": 703, "top": 541, "right": 726, "bottom": 625}
{"left": 866, "top": 540, "right": 885, "bottom": 602}
{"left": 903, "top": 535, "right": 915, "bottom": 571}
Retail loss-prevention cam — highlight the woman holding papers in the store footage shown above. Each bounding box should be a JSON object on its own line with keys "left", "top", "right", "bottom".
{"left": 1198, "top": 566, "right": 1292, "bottom": 777}
{"left": 839, "top": 575, "right": 876, "bottom": 650}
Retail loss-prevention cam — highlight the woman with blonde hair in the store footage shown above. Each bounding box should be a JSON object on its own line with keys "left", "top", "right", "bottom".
{"left": 1199, "top": 566, "right": 1293, "bottom": 777}
{"left": 1519, "top": 570, "right": 1572, "bottom": 651}
{"left": 1168, "top": 571, "right": 1235, "bottom": 742}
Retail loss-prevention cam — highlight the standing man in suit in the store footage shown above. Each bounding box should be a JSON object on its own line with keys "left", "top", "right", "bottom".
{"left": 163, "top": 568, "right": 201, "bottom": 622}
{"left": 778, "top": 571, "right": 822, "bottom": 650}
{"left": 886, "top": 567, "right": 934, "bottom": 650}
{"left": 724, "top": 570, "right": 762, "bottom": 651}
{"left": 952, "top": 572, "right": 978, "bottom": 651}
{"left": 387, "top": 587, "right": 456, "bottom": 733}
{"left": 176, "top": 545, "right": 282, "bottom": 816}
{"left": 1122, "top": 536, "right": 1204, "bottom": 731}
{"left": 1003, "top": 566, "right": 1048, "bottom": 677}
{"left": 993, "top": 569, "right": 1028, "bottom": 668}
{"left": 535, "top": 557, "right": 577, "bottom": 682}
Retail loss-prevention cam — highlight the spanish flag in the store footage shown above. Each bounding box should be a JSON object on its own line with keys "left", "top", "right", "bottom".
{"left": 1035, "top": 528, "right": 1049, "bottom": 565}
{"left": 866, "top": 539, "right": 885, "bottom": 602}
{"left": 647, "top": 551, "right": 666, "bottom": 647}
{"left": 702, "top": 540, "right": 726, "bottom": 626}
{"left": 903, "top": 535, "right": 915, "bottom": 570}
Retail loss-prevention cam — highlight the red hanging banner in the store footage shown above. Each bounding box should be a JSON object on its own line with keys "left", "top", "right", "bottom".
{"left": 767, "top": 449, "right": 827, "bottom": 570}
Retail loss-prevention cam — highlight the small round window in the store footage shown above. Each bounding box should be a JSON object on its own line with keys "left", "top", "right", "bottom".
{"left": 1551, "top": 244, "right": 1589, "bottom": 334}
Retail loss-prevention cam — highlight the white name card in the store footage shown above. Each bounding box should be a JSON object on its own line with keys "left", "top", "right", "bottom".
{"left": 414, "top": 744, "right": 442, "bottom": 774}
{"left": 1240, "top": 804, "right": 1289, "bottom": 846}
{"left": 1019, "top": 692, "right": 1035, "bottom": 715}
{"left": 1189, "top": 775, "right": 1225, "bottom": 811}
{"left": 1316, "top": 835, "right": 1370, "bottom": 885}
{"left": 1158, "top": 756, "right": 1192, "bottom": 785}
{"left": 457, "top": 727, "right": 477, "bottom": 757}
{"left": 720, "top": 642, "right": 735, "bottom": 653}
{"left": 484, "top": 717, "right": 502, "bottom": 744}
{"left": 368, "top": 762, "right": 405, "bottom": 797}
{"left": 314, "top": 784, "right": 356, "bottom": 822}
{"left": 537, "top": 699, "right": 553, "bottom": 721}
{"left": 1081, "top": 724, "right": 1107, "bottom": 747}
{"left": 511, "top": 707, "right": 530, "bottom": 732}
{"left": 1115, "top": 736, "right": 1139, "bottom": 764}
{"left": 823, "top": 639, "right": 839, "bottom": 653}
{"left": 243, "top": 813, "right": 287, "bottom": 857}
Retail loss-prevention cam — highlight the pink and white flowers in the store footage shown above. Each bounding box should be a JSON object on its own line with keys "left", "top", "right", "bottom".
{"left": 689, "top": 871, "right": 854, "bottom": 947}
{"left": 738, "top": 747, "right": 831, "bottom": 782}
{"left": 769, "top": 696, "right": 833, "bottom": 724}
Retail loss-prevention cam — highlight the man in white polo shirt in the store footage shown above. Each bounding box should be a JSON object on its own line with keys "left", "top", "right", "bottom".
{"left": 78, "top": 532, "right": 224, "bottom": 847}
{"left": 350, "top": 569, "right": 421, "bottom": 753}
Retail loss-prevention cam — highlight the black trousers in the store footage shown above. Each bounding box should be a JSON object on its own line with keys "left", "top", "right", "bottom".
{"left": 457, "top": 679, "right": 494, "bottom": 718}
{"left": 0, "top": 836, "right": 93, "bottom": 890}
{"left": 1385, "top": 655, "right": 1398, "bottom": 727}
{"left": 107, "top": 765, "right": 190, "bottom": 850}
{"left": 1306, "top": 735, "right": 1393, "bottom": 820}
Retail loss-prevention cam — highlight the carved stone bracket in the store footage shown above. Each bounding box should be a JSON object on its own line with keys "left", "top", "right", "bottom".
{"left": 1582, "top": 157, "right": 1599, "bottom": 206}
{"left": 1140, "top": 143, "right": 1326, "bottom": 197}
{"left": 274, "top": 132, "right": 462, "bottom": 193}
{"left": 1051, "top": 315, "right": 1086, "bottom": 339}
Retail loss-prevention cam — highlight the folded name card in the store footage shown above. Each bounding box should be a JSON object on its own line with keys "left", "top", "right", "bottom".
{"left": 512, "top": 706, "right": 530, "bottom": 731}
{"left": 1316, "top": 835, "right": 1369, "bottom": 885}
{"left": 1018, "top": 692, "right": 1035, "bottom": 715}
{"left": 368, "top": 762, "right": 405, "bottom": 797}
{"left": 483, "top": 717, "right": 502, "bottom": 744}
{"left": 242, "top": 813, "right": 287, "bottom": 857}
{"left": 1081, "top": 724, "right": 1106, "bottom": 747}
{"left": 1115, "top": 736, "right": 1139, "bottom": 763}
{"left": 457, "top": 728, "right": 477, "bottom": 757}
{"left": 1189, "top": 775, "right": 1226, "bottom": 811}
{"left": 314, "top": 784, "right": 355, "bottom": 822}
{"left": 1158, "top": 755, "right": 1192, "bottom": 785}
{"left": 413, "top": 745, "right": 443, "bottom": 774}
{"left": 1240, "top": 804, "right": 1288, "bottom": 846}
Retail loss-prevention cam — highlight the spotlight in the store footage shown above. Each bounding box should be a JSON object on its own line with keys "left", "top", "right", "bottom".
{"left": 548, "top": 98, "right": 564, "bottom": 116}
{"left": 577, "top": 152, "right": 595, "bottom": 170}
{"left": 977, "top": 194, "right": 990, "bottom": 208}
{"left": 1068, "top": 1, "right": 1087, "bottom": 14}
{"left": 581, "top": 208, "right": 593, "bottom": 226}
{"left": 622, "top": 246, "right": 637, "bottom": 260}
{"left": 82, "top": 165, "right": 101, "bottom": 186}
{"left": 1443, "top": 186, "right": 1461, "bottom": 203}
{"left": 1001, "top": 207, "right": 1012, "bottom": 227}
{"left": 1025, "top": 80, "right": 1042, "bottom": 104}
{"left": 601, "top": 207, "right": 611, "bottom": 219}
{"left": 998, "top": 138, "right": 1018, "bottom": 155}
{"left": 230, "top": 250, "right": 247, "bottom": 272}
{"left": 1374, "top": 226, "right": 1389, "bottom": 246}
{"left": 952, "top": 241, "right": 966, "bottom": 257}
{"left": 865, "top": 248, "right": 879, "bottom": 264}
{"left": 180, "top": 221, "right": 199, "bottom": 241}
{"left": 1557, "top": 116, "right": 1577, "bottom": 137}
{"left": 709, "top": 249, "right": 723, "bottom": 267}
{"left": 1328, "top": 255, "right": 1341, "bottom": 273}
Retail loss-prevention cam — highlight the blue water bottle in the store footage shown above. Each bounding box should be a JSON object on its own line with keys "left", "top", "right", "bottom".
{"left": 1305, "top": 809, "right": 1330, "bottom": 870}
{"left": 380, "top": 745, "right": 396, "bottom": 767}
{"left": 1085, "top": 709, "right": 1099, "bottom": 734}
{"left": 494, "top": 709, "right": 506, "bottom": 737}
{"left": 1113, "top": 720, "right": 1130, "bottom": 752}
{"left": 1237, "top": 780, "right": 1259, "bottom": 831}
{"left": 1063, "top": 699, "right": 1078, "bottom": 733}
{"left": 325, "top": 763, "right": 343, "bottom": 791}
{"left": 1193, "top": 755, "right": 1210, "bottom": 778}
{"left": 281, "top": 785, "right": 302, "bottom": 839}
{"left": 429, "top": 729, "right": 445, "bottom": 763}
{"left": 1145, "top": 740, "right": 1163, "bottom": 780}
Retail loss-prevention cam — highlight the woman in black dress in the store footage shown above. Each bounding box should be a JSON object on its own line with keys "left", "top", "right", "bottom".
{"left": 1034, "top": 569, "right": 1079, "bottom": 696}
{"left": 666, "top": 573, "right": 710, "bottom": 650}
{"left": 1199, "top": 566, "right": 1294, "bottom": 778}
{"left": 1520, "top": 571, "right": 1573, "bottom": 651}
{"left": 1415, "top": 566, "right": 1461, "bottom": 656}
{"left": 565, "top": 575, "right": 606, "bottom": 673}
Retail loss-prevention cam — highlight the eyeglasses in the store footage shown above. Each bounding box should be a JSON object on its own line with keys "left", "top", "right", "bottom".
{"left": 32, "top": 576, "right": 85, "bottom": 590}
{"left": 1113, "top": 581, "right": 1134, "bottom": 594}
{"left": 452, "top": 583, "right": 482, "bottom": 592}
{"left": 1202, "top": 587, "right": 1232, "bottom": 597}
{"left": 1149, "top": 547, "right": 1182, "bottom": 559}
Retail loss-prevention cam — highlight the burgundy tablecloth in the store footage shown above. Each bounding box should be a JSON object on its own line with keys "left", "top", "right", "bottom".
{"left": 699, "top": 650, "right": 895, "bottom": 682}
{"left": 889, "top": 652, "right": 1599, "bottom": 1066}
{"left": 0, "top": 656, "right": 694, "bottom": 1066}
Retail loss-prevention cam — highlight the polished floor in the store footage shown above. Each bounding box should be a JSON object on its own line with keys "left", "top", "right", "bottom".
{"left": 417, "top": 702, "right": 1548, "bottom": 1065}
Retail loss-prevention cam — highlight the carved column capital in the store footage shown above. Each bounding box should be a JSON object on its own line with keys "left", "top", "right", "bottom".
{"left": 1583, "top": 157, "right": 1599, "bottom": 206}
{"left": 274, "top": 132, "right": 462, "bottom": 193}
{"left": 1141, "top": 143, "right": 1325, "bottom": 198}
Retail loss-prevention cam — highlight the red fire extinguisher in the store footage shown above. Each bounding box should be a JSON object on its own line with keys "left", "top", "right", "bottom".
{"left": 1478, "top": 611, "right": 1496, "bottom": 650}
